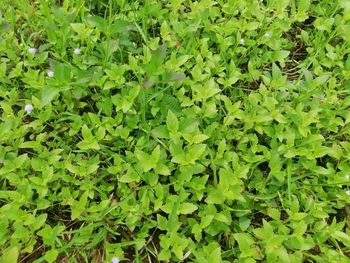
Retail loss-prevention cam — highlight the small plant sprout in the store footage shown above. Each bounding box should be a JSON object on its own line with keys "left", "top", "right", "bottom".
{"left": 74, "top": 48, "right": 81, "bottom": 55}
{"left": 28, "top": 47, "right": 37, "bottom": 54}
{"left": 3, "top": 1, "right": 350, "bottom": 261}
{"left": 47, "top": 70, "right": 54, "bottom": 78}
{"left": 24, "top": 104, "right": 33, "bottom": 114}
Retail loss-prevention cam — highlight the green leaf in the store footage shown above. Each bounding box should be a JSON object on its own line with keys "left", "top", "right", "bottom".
{"left": 76, "top": 140, "right": 100, "bottom": 150}
{"left": 0, "top": 62, "right": 6, "bottom": 79}
{"left": 151, "top": 126, "right": 170, "bottom": 139}
{"left": 111, "top": 20, "right": 135, "bottom": 34}
{"left": 186, "top": 144, "right": 206, "bottom": 164}
{"left": 87, "top": 16, "right": 108, "bottom": 33}
{"left": 179, "top": 203, "right": 198, "bottom": 215}
{"left": 71, "top": 192, "right": 89, "bottom": 220}
{"left": 208, "top": 246, "right": 222, "bottom": 263}
{"left": 81, "top": 125, "right": 92, "bottom": 139}
{"left": 32, "top": 214, "right": 48, "bottom": 231}
{"left": 179, "top": 118, "right": 198, "bottom": 134}
{"left": 37, "top": 225, "right": 65, "bottom": 246}
{"left": 77, "top": 125, "right": 100, "bottom": 150}
{"left": 166, "top": 110, "right": 179, "bottom": 132}
{"left": 157, "top": 214, "right": 168, "bottom": 231}
{"left": 155, "top": 163, "right": 171, "bottom": 175}
{"left": 55, "top": 63, "right": 71, "bottom": 83}
{"left": 192, "top": 223, "right": 202, "bottom": 241}
{"left": 332, "top": 231, "right": 350, "bottom": 248}
{"left": 45, "top": 249, "right": 59, "bottom": 263}
{"left": 71, "top": 23, "right": 85, "bottom": 33}
{"left": 135, "top": 146, "right": 160, "bottom": 172}
{"left": 96, "top": 127, "right": 106, "bottom": 141}
{"left": 192, "top": 79, "right": 221, "bottom": 100}
{"left": 145, "top": 44, "right": 167, "bottom": 76}
{"left": 233, "top": 233, "right": 255, "bottom": 251}
{"left": 41, "top": 86, "right": 60, "bottom": 105}
{"left": 169, "top": 142, "right": 186, "bottom": 164}
{"left": 1, "top": 247, "right": 19, "bottom": 263}
{"left": 184, "top": 134, "right": 209, "bottom": 144}
{"left": 120, "top": 167, "right": 140, "bottom": 183}
{"left": 206, "top": 188, "right": 225, "bottom": 204}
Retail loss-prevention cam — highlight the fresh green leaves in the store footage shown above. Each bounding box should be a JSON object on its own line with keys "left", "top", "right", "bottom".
{"left": 166, "top": 110, "right": 179, "bottom": 133}
{"left": 1, "top": 0, "right": 350, "bottom": 262}
{"left": 135, "top": 145, "right": 160, "bottom": 172}
{"left": 77, "top": 125, "right": 101, "bottom": 150}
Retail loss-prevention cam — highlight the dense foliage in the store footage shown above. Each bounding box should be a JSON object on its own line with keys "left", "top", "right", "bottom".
{"left": 1, "top": 0, "right": 350, "bottom": 262}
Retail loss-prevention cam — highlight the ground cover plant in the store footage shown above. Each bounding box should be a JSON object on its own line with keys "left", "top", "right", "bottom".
{"left": 1, "top": 0, "right": 350, "bottom": 262}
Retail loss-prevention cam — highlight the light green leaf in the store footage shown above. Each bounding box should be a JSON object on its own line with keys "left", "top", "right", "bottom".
{"left": 332, "top": 231, "right": 350, "bottom": 247}
{"left": 81, "top": 125, "right": 93, "bottom": 140}
{"left": 135, "top": 147, "right": 159, "bottom": 172}
{"left": 166, "top": 110, "right": 179, "bottom": 132}
{"left": 186, "top": 144, "right": 206, "bottom": 164}
{"left": 1, "top": 247, "right": 19, "bottom": 263}
{"left": 71, "top": 192, "right": 89, "bottom": 220}
{"left": 76, "top": 139, "right": 100, "bottom": 150}
{"left": 55, "top": 63, "right": 71, "bottom": 83}
{"left": 45, "top": 249, "right": 59, "bottom": 263}
{"left": 41, "top": 87, "right": 60, "bottom": 105}
{"left": 169, "top": 142, "right": 186, "bottom": 164}
{"left": 179, "top": 203, "right": 198, "bottom": 215}
{"left": 120, "top": 167, "right": 140, "bottom": 183}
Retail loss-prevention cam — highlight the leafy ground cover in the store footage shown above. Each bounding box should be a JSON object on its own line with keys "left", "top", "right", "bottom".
{"left": 1, "top": 0, "right": 350, "bottom": 262}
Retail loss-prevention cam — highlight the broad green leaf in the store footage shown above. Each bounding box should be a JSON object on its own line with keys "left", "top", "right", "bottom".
{"left": 166, "top": 110, "right": 179, "bottom": 132}
{"left": 45, "top": 249, "right": 59, "bottom": 263}
{"left": 32, "top": 214, "right": 48, "bottom": 231}
{"left": 1, "top": 247, "right": 19, "bottom": 263}
{"left": 186, "top": 144, "right": 206, "bottom": 164}
{"left": 135, "top": 147, "right": 159, "bottom": 172}
{"left": 233, "top": 233, "right": 255, "bottom": 251}
{"left": 71, "top": 192, "right": 89, "bottom": 220}
{"left": 120, "top": 167, "right": 140, "bottom": 183}
{"left": 55, "top": 63, "right": 71, "bottom": 83}
{"left": 179, "top": 203, "right": 198, "bottom": 215}
{"left": 77, "top": 139, "right": 100, "bottom": 150}
{"left": 157, "top": 214, "right": 168, "bottom": 231}
{"left": 87, "top": 16, "right": 108, "bottom": 33}
{"left": 71, "top": 23, "right": 85, "bottom": 33}
{"left": 41, "top": 87, "right": 60, "bottom": 105}
{"left": 208, "top": 246, "right": 222, "bottom": 263}
{"left": 81, "top": 125, "right": 93, "bottom": 140}
{"left": 169, "top": 142, "right": 186, "bottom": 164}
{"left": 192, "top": 79, "right": 221, "bottom": 100}
{"left": 151, "top": 125, "right": 170, "bottom": 139}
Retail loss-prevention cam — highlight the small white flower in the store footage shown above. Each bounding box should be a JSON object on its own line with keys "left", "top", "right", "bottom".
{"left": 47, "top": 70, "right": 54, "bottom": 78}
{"left": 345, "top": 175, "right": 349, "bottom": 180}
{"left": 240, "top": 38, "right": 245, "bottom": 44}
{"left": 28, "top": 47, "right": 37, "bottom": 54}
{"left": 74, "top": 48, "right": 81, "bottom": 55}
{"left": 25, "top": 104, "right": 33, "bottom": 114}
{"left": 111, "top": 257, "right": 120, "bottom": 263}
{"left": 264, "top": 32, "right": 270, "bottom": 37}
{"left": 346, "top": 190, "right": 350, "bottom": 196}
